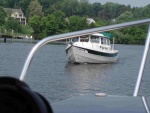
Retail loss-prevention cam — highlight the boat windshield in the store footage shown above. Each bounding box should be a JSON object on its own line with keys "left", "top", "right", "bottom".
{"left": 80, "top": 36, "right": 89, "bottom": 42}
{"left": 90, "top": 35, "right": 99, "bottom": 43}
{"left": 72, "top": 37, "right": 79, "bottom": 42}
{"left": 101, "top": 37, "right": 110, "bottom": 45}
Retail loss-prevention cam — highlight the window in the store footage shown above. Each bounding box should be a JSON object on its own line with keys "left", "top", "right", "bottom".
{"left": 101, "top": 37, "right": 110, "bottom": 45}
{"left": 91, "top": 36, "right": 99, "bottom": 43}
{"left": 72, "top": 37, "right": 79, "bottom": 42}
{"left": 15, "top": 14, "right": 17, "bottom": 17}
{"left": 80, "top": 38, "right": 89, "bottom": 42}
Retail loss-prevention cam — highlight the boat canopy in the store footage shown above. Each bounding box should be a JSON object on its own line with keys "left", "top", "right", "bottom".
{"left": 100, "top": 32, "right": 114, "bottom": 38}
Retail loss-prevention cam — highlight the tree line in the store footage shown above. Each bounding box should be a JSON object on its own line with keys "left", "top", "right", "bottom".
{"left": 0, "top": 0, "right": 150, "bottom": 44}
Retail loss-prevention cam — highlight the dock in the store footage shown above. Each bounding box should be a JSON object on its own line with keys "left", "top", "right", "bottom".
{"left": 0, "top": 29, "right": 29, "bottom": 43}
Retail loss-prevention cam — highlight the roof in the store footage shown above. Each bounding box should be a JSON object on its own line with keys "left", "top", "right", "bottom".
{"left": 101, "top": 32, "right": 114, "bottom": 38}
{"left": 4, "top": 8, "right": 24, "bottom": 15}
{"left": 92, "top": 33, "right": 104, "bottom": 37}
{"left": 87, "top": 18, "right": 96, "bottom": 24}
{"left": 91, "top": 32, "right": 114, "bottom": 38}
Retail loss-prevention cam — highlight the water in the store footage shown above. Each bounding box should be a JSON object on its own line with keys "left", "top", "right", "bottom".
{"left": 0, "top": 42, "right": 150, "bottom": 103}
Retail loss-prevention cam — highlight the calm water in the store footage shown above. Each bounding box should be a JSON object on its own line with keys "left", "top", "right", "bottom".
{"left": 0, "top": 41, "right": 150, "bottom": 103}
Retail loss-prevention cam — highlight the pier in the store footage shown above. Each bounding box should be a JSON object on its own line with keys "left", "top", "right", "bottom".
{"left": 0, "top": 29, "right": 27, "bottom": 43}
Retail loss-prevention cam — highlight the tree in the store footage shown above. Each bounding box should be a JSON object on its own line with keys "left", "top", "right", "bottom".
{"left": 43, "top": 11, "right": 68, "bottom": 36}
{"left": 140, "top": 4, "right": 150, "bottom": 18}
{"left": 29, "top": 11, "right": 68, "bottom": 39}
{"left": 68, "top": 15, "right": 87, "bottom": 31}
{"left": 59, "top": 0, "right": 79, "bottom": 17}
{"left": 28, "top": 0, "right": 44, "bottom": 18}
{"left": 92, "top": 2, "right": 102, "bottom": 17}
{"left": 19, "top": 0, "right": 31, "bottom": 16}
{"left": 29, "top": 15, "right": 44, "bottom": 39}
{"left": 0, "top": 0, "right": 9, "bottom": 7}
{"left": 78, "top": 0, "right": 92, "bottom": 16}
{"left": 53, "top": 10, "right": 68, "bottom": 33}
{"left": 0, "top": 7, "right": 7, "bottom": 25}
{"left": 95, "top": 18, "right": 107, "bottom": 27}
{"left": 5, "top": 17, "right": 22, "bottom": 33}
{"left": 116, "top": 11, "right": 134, "bottom": 23}
{"left": 44, "top": 14, "right": 59, "bottom": 35}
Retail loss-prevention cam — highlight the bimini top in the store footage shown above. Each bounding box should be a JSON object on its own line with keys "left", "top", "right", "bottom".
{"left": 101, "top": 32, "right": 114, "bottom": 38}
{"left": 92, "top": 32, "right": 114, "bottom": 39}
{"left": 92, "top": 33, "right": 104, "bottom": 37}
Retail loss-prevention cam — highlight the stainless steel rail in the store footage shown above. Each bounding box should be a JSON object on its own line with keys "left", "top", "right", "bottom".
{"left": 142, "top": 96, "right": 150, "bottom": 113}
{"left": 133, "top": 24, "right": 150, "bottom": 96}
{"left": 20, "top": 18, "right": 150, "bottom": 97}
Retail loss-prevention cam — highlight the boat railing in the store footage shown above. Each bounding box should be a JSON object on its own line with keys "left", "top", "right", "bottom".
{"left": 19, "top": 18, "right": 150, "bottom": 97}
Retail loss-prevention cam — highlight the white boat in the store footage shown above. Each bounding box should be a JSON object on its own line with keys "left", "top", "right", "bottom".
{"left": 65, "top": 33, "right": 119, "bottom": 63}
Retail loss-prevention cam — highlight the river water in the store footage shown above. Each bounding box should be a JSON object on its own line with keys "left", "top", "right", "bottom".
{"left": 0, "top": 41, "right": 150, "bottom": 103}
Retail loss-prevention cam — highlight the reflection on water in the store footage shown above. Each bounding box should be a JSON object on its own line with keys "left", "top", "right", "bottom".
{"left": 65, "top": 62, "right": 113, "bottom": 94}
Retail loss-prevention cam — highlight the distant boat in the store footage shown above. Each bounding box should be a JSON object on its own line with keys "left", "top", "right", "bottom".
{"left": 65, "top": 32, "right": 119, "bottom": 63}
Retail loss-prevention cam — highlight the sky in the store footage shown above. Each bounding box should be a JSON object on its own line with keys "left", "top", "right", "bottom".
{"left": 88, "top": 0, "right": 150, "bottom": 7}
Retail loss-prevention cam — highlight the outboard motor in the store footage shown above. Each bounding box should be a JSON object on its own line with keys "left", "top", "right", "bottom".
{"left": 0, "top": 76, "right": 53, "bottom": 113}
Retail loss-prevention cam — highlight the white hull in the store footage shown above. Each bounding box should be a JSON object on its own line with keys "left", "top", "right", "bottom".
{"left": 66, "top": 45, "right": 118, "bottom": 64}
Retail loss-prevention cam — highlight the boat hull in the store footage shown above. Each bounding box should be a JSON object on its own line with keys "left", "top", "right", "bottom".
{"left": 66, "top": 45, "right": 118, "bottom": 64}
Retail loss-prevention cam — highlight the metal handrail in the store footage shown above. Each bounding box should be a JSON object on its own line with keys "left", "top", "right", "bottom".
{"left": 19, "top": 18, "right": 150, "bottom": 97}
{"left": 142, "top": 96, "right": 150, "bottom": 113}
{"left": 133, "top": 24, "right": 150, "bottom": 96}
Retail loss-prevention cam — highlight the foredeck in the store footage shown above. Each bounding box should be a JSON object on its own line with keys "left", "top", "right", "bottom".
{"left": 51, "top": 94, "right": 148, "bottom": 113}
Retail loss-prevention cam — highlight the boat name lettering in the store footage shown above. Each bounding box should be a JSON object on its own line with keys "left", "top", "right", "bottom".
{"left": 77, "top": 48, "right": 88, "bottom": 53}
{"left": 100, "top": 46, "right": 108, "bottom": 50}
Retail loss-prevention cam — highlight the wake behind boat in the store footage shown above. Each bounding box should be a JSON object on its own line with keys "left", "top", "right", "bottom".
{"left": 65, "top": 33, "right": 119, "bottom": 63}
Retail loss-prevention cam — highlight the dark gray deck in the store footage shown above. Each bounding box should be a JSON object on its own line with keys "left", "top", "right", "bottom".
{"left": 51, "top": 94, "right": 148, "bottom": 113}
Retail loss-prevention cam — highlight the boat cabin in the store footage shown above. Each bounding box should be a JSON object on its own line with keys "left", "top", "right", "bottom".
{"left": 71, "top": 33, "right": 111, "bottom": 45}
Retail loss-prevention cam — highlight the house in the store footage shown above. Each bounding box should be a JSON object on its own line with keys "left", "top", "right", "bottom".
{"left": 65, "top": 17, "right": 96, "bottom": 25}
{"left": 87, "top": 18, "right": 96, "bottom": 25}
{"left": 4, "top": 8, "right": 27, "bottom": 25}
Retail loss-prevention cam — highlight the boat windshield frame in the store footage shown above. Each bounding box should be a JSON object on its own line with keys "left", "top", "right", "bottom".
{"left": 71, "top": 34, "right": 111, "bottom": 46}
{"left": 90, "top": 35, "right": 110, "bottom": 45}
{"left": 100, "top": 36, "right": 110, "bottom": 45}
{"left": 79, "top": 35, "right": 89, "bottom": 42}
{"left": 71, "top": 37, "right": 79, "bottom": 42}
{"left": 90, "top": 35, "right": 100, "bottom": 43}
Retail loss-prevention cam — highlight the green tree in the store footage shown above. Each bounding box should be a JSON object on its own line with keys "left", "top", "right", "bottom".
{"left": 116, "top": 11, "right": 134, "bottom": 23}
{"left": 68, "top": 15, "right": 87, "bottom": 31}
{"left": 92, "top": 2, "right": 102, "bottom": 17}
{"left": 5, "top": 17, "right": 21, "bottom": 33}
{"left": 0, "top": 0, "right": 9, "bottom": 7}
{"left": 78, "top": 0, "right": 92, "bottom": 16}
{"left": 28, "top": 0, "right": 44, "bottom": 18}
{"left": 140, "top": 4, "right": 150, "bottom": 18}
{"left": 59, "top": 0, "right": 79, "bottom": 17}
{"left": 44, "top": 14, "right": 59, "bottom": 36}
{"left": 0, "top": 7, "right": 7, "bottom": 25}
{"left": 95, "top": 18, "right": 107, "bottom": 27}
{"left": 53, "top": 10, "right": 68, "bottom": 33}
{"left": 7, "top": 0, "right": 15, "bottom": 8}
{"left": 29, "top": 15, "right": 44, "bottom": 39}
{"left": 19, "top": 0, "right": 31, "bottom": 17}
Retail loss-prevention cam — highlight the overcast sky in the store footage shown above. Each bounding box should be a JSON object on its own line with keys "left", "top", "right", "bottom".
{"left": 88, "top": 0, "right": 150, "bottom": 7}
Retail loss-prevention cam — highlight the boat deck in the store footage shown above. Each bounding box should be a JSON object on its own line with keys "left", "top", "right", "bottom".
{"left": 51, "top": 94, "right": 148, "bottom": 113}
